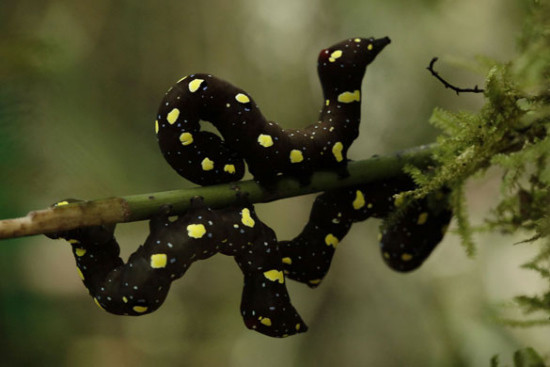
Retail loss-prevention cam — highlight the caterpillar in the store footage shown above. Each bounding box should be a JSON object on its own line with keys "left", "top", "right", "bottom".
{"left": 45, "top": 36, "right": 452, "bottom": 338}
{"left": 155, "top": 37, "right": 391, "bottom": 185}
{"left": 47, "top": 180, "right": 451, "bottom": 338}
{"left": 48, "top": 199, "right": 306, "bottom": 338}
{"left": 279, "top": 177, "right": 452, "bottom": 286}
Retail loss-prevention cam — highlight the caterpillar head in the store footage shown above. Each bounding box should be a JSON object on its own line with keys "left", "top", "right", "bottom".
{"left": 317, "top": 37, "right": 391, "bottom": 98}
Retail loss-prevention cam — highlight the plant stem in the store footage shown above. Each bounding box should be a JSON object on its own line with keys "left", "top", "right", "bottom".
{"left": 0, "top": 144, "right": 435, "bottom": 240}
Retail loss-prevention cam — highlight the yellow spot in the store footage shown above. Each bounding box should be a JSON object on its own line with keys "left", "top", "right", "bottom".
{"left": 367, "top": 203, "right": 373, "bottom": 209}
{"left": 259, "top": 317, "right": 272, "bottom": 327}
{"left": 282, "top": 257, "right": 292, "bottom": 265}
{"left": 337, "top": 90, "right": 361, "bottom": 103}
{"left": 296, "top": 323, "right": 301, "bottom": 331}
{"left": 257, "top": 134, "right": 274, "bottom": 148}
{"left": 394, "top": 194, "right": 405, "bottom": 207}
{"left": 77, "top": 267, "right": 85, "bottom": 280}
{"left": 188, "top": 79, "right": 204, "bottom": 93}
{"left": 329, "top": 126, "right": 334, "bottom": 132}
{"left": 289, "top": 149, "right": 304, "bottom": 163}
{"left": 329, "top": 49, "right": 343, "bottom": 62}
{"left": 55, "top": 200, "right": 69, "bottom": 206}
{"left": 325, "top": 99, "right": 330, "bottom": 106}
{"left": 94, "top": 298, "right": 104, "bottom": 310}
{"left": 179, "top": 132, "right": 194, "bottom": 146}
{"left": 378, "top": 232, "right": 383, "bottom": 241}
{"left": 75, "top": 248, "right": 86, "bottom": 257}
{"left": 187, "top": 224, "right": 206, "bottom": 239}
{"left": 417, "top": 212, "right": 428, "bottom": 225}
{"left": 167, "top": 108, "right": 180, "bottom": 124}
{"left": 332, "top": 142, "right": 344, "bottom": 162}
{"left": 325, "top": 234, "right": 339, "bottom": 248}
{"left": 309, "top": 279, "right": 322, "bottom": 285}
{"left": 122, "top": 296, "right": 128, "bottom": 303}
{"left": 263, "top": 269, "right": 284, "bottom": 284}
{"left": 354, "top": 38, "right": 361, "bottom": 43}
{"left": 177, "top": 75, "right": 188, "bottom": 83}
{"left": 201, "top": 157, "right": 214, "bottom": 171}
{"left": 401, "top": 253, "right": 413, "bottom": 261}
{"left": 352, "top": 190, "right": 365, "bottom": 209}
{"left": 235, "top": 93, "right": 250, "bottom": 104}
{"left": 155, "top": 120, "right": 159, "bottom": 134}
{"left": 224, "top": 164, "right": 236, "bottom": 174}
{"left": 383, "top": 252, "right": 390, "bottom": 259}
{"left": 68, "top": 239, "right": 80, "bottom": 244}
{"left": 133, "top": 306, "right": 148, "bottom": 313}
{"left": 240, "top": 208, "right": 255, "bottom": 228}
{"left": 150, "top": 253, "right": 168, "bottom": 269}
{"left": 367, "top": 44, "right": 373, "bottom": 51}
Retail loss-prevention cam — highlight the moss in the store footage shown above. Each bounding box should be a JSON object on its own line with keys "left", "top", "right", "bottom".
{"left": 405, "top": 0, "right": 550, "bottom": 320}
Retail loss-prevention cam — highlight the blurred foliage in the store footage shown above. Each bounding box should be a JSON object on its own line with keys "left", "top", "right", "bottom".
{"left": 491, "top": 347, "right": 547, "bottom": 367}
{"left": 1, "top": 0, "right": 549, "bottom": 366}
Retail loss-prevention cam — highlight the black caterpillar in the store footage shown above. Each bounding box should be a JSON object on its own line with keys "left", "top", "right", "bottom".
{"left": 156, "top": 37, "right": 391, "bottom": 185}
{"left": 49, "top": 198, "right": 307, "bottom": 337}
{"left": 280, "top": 177, "right": 452, "bottom": 286}
{"left": 47, "top": 37, "right": 453, "bottom": 338}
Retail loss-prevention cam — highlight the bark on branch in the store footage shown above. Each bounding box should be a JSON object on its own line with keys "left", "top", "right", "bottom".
{"left": 0, "top": 144, "right": 435, "bottom": 240}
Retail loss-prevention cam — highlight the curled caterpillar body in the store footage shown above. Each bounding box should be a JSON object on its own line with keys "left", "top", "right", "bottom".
{"left": 279, "top": 178, "right": 452, "bottom": 286}
{"left": 45, "top": 37, "right": 412, "bottom": 338}
{"left": 49, "top": 201, "right": 306, "bottom": 338}
{"left": 379, "top": 189, "right": 452, "bottom": 272}
{"left": 156, "top": 37, "right": 391, "bottom": 185}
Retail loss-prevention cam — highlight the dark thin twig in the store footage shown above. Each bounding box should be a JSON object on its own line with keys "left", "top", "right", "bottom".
{"left": 427, "top": 57, "right": 484, "bottom": 95}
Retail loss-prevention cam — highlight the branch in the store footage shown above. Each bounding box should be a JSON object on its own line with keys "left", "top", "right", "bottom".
{"left": 0, "top": 144, "right": 436, "bottom": 240}
{"left": 427, "top": 57, "right": 485, "bottom": 95}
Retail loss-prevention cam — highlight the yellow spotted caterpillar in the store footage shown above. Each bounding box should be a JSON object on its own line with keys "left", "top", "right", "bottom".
{"left": 156, "top": 37, "right": 391, "bottom": 185}
{"left": 49, "top": 199, "right": 306, "bottom": 337}
{"left": 47, "top": 37, "right": 452, "bottom": 338}
{"left": 280, "top": 177, "right": 452, "bottom": 285}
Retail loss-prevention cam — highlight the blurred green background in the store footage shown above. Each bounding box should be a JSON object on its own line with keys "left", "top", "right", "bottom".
{"left": 1, "top": 0, "right": 547, "bottom": 366}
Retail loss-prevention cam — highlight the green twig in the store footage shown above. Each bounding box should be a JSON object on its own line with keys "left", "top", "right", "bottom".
{"left": 0, "top": 144, "right": 435, "bottom": 240}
